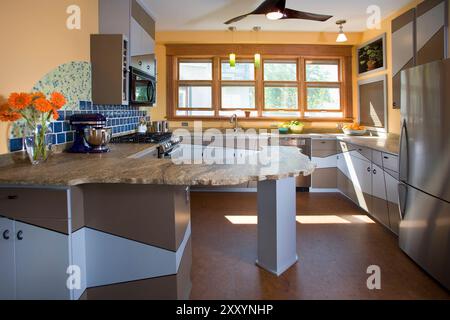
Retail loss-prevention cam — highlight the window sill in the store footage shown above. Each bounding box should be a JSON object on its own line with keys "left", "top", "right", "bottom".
{"left": 168, "top": 116, "right": 354, "bottom": 123}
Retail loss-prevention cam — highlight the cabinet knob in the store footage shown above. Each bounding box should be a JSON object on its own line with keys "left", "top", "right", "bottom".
{"left": 17, "top": 231, "right": 23, "bottom": 241}
{"left": 367, "top": 167, "right": 371, "bottom": 172}
{"left": 3, "top": 230, "right": 10, "bottom": 240}
{"left": 373, "top": 169, "right": 377, "bottom": 175}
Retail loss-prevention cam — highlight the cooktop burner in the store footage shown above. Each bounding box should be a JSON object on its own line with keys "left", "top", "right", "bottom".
{"left": 111, "top": 132, "right": 173, "bottom": 144}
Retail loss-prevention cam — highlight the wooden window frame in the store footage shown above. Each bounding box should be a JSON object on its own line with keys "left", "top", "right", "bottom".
{"left": 219, "top": 58, "right": 257, "bottom": 112}
{"left": 166, "top": 44, "right": 354, "bottom": 122}
{"left": 304, "top": 58, "right": 344, "bottom": 113}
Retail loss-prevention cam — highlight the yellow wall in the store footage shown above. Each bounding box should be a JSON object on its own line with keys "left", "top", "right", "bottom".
{"left": 152, "top": 31, "right": 363, "bottom": 130}
{"left": 353, "top": 0, "right": 422, "bottom": 135}
{"left": 354, "top": 0, "right": 450, "bottom": 134}
{"left": 0, "top": 0, "right": 98, "bottom": 154}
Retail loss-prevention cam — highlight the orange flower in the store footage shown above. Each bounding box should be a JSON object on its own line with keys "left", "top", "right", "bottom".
{"left": 31, "top": 92, "right": 46, "bottom": 101}
{"left": 0, "top": 103, "right": 22, "bottom": 122}
{"left": 8, "top": 92, "right": 32, "bottom": 110}
{"left": 51, "top": 108, "right": 60, "bottom": 120}
{"left": 33, "top": 98, "right": 53, "bottom": 113}
{"left": 50, "top": 92, "right": 66, "bottom": 110}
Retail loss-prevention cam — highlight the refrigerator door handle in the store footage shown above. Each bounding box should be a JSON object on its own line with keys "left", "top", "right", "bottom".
{"left": 399, "top": 119, "right": 408, "bottom": 182}
{"left": 398, "top": 182, "right": 408, "bottom": 220}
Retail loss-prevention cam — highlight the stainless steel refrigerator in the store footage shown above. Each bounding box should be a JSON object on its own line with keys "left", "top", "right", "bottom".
{"left": 399, "top": 59, "right": 450, "bottom": 290}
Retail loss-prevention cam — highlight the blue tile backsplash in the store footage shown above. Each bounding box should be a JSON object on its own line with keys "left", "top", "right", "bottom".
{"left": 9, "top": 101, "right": 150, "bottom": 152}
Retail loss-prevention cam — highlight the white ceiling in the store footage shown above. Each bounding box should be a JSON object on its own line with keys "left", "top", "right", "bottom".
{"left": 143, "top": 0, "right": 412, "bottom": 32}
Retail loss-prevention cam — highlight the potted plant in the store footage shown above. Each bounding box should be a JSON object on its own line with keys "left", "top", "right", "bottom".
{"left": 0, "top": 91, "right": 66, "bottom": 165}
{"left": 359, "top": 43, "right": 383, "bottom": 71}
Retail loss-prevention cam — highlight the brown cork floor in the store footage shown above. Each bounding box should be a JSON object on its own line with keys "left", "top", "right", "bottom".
{"left": 189, "top": 192, "right": 450, "bottom": 300}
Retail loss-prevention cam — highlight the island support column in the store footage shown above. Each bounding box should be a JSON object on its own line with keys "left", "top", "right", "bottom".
{"left": 256, "top": 177, "right": 298, "bottom": 276}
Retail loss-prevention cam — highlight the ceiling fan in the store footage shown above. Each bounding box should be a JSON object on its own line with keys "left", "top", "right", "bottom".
{"left": 225, "top": 0, "right": 333, "bottom": 24}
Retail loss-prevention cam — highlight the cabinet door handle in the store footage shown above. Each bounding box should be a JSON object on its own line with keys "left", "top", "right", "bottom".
{"left": 17, "top": 231, "right": 23, "bottom": 241}
{"left": 367, "top": 167, "right": 371, "bottom": 172}
{"left": 7, "top": 195, "right": 18, "bottom": 200}
{"left": 3, "top": 230, "right": 10, "bottom": 240}
{"left": 373, "top": 169, "right": 377, "bottom": 175}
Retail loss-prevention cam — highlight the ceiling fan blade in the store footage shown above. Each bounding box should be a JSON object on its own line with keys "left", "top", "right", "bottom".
{"left": 252, "top": 0, "right": 286, "bottom": 14}
{"left": 281, "top": 8, "right": 333, "bottom": 22}
{"left": 225, "top": 13, "right": 252, "bottom": 25}
{"left": 224, "top": 0, "right": 286, "bottom": 24}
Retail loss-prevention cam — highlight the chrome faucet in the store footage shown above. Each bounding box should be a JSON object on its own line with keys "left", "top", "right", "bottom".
{"left": 230, "top": 114, "right": 239, "bottom": 132}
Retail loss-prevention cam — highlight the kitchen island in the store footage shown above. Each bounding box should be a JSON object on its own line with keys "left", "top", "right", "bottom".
{"left": 0, "top": 142, "right": 314, "bottom": 300}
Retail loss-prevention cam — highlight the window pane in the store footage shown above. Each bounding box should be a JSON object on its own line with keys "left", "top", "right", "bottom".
{"left": 176, "top": 110, "right": 215, "bottom": 117}
{"left": 264, "top": 87, "right": 298, "bottom": 109}
{"left": 307, "top": 87, "right": 341, "bottom": 110}
{"left": 221, "top": 86, "right": 255, "bottom": 109}
{"left": 304, "top": 111, "right": 343, "bottom": 118}
{"left": 179, "top": 62, "right": 212, "bottom": 80}
{"left": 222, "top": 62, "right": 255, "bottom": 80}
{"left": 262, "top": 111, "right": 301, "bottom": 118}
{"left": 264, "top": 61, "right": 297, "bottom": 81}
{"left": 306, "top": 60, "right": 339, "bottom": 82}
{"left": 219, "top": 110, "right": 258, "bottom": 117}
{"left": 179, "top": 86, "right": 212, "bottom": 108}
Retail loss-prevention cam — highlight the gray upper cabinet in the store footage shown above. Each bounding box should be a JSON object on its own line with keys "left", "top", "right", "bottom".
{"left": 94, "top": 0, "right": 156, "bottom": 106}
{"left": 91, "top": 34, "right": 129, "bottom": 106}
{"left": 416, "top": 0, "right": 448, "bottom": 66}
{"left": 392, "top": 8, "right": 416, "bottom": 109}
{"left": 391, "top": 0, "right": 448, "bottom": 109}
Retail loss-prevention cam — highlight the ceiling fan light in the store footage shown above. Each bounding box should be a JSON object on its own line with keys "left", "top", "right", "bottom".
{"left": 336, "top": 31, "right": 348, "bottom": 43}
{"left": 266, "top": 11, "right": 284, "bottom": 20}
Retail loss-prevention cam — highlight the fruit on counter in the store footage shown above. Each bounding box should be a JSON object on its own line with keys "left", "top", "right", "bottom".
{"left": 343, "top": 123, "right": 365, "bottom": 131}
{"left": 278, "top": 121, "right": 305, "bottom": 128}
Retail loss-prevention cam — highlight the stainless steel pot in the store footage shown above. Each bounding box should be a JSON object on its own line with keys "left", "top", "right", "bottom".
{"left": 150, "top": 121, "right": 169, "bottom": 133}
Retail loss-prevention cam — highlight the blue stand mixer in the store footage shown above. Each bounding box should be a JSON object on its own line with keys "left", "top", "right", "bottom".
{"left": 69, "top": 114, "right": 112, "bottom": 153}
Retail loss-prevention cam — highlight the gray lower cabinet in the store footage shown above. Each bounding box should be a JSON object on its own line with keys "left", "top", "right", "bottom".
{"left": 14, "top": 221, "right": 70, "bottom": 300}
{"left": 337, "top": 142, "right": 399, "bottom": 234}
{"left": 385, "top": 172, "right": 401, "bottom": 235}
{"left": 0, "top": 217, "right": 71, "bottom": 300}
{"left": 370, "top": 163, "right": 390, "bottom": 228}
{"left": 0, "top": 217, "right": 15, "bottom": 300}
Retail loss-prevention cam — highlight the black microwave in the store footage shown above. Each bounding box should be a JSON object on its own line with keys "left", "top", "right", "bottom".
{"left": 129, "top": 67, "right": 156, "bottom": 106}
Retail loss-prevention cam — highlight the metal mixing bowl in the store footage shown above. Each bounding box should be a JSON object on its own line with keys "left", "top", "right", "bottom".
{"left": 84, "top": 127, "right": 112, "bottom": 147}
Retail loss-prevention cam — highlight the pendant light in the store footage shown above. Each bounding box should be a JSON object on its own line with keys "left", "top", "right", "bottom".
{"left": 229, "top": 26, "right": 237, "bottom": 68}
{"left": 336, "top": 20, "right": 348, "bottom": 43}
{"left": 253, "top": 26, "right": 261, "bottom": 68}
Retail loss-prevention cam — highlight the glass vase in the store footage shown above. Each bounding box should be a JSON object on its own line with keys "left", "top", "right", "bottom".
{"left": 24, "top": 124, "right": 53, "bottom": 165}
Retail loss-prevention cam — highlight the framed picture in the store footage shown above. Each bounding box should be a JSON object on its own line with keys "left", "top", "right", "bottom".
{"left": 358, "top": 75, "right": 388, "bottom": 133}
{"left": 357, "top": 34, "right": 387, "bottom": 76}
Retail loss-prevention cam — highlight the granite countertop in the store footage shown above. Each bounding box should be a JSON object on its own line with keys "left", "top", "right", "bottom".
{"left": 171, "top": 128, "right": 400, "bottom": 155}
{"left": 0, "top": 143, "right": 315, "bottom": 188}
{"left": 336, "top": 135, "right": 400, "bottom": 155}
{"left": 260, "top": 132, "right": 400, "bottom": 155}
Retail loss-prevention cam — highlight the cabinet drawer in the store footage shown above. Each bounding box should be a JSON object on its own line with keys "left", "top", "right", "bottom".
{"left": 349, "top": 144, "right": 372, "bottom": 161}
{"left": 382, "top": 153, "right": 399, "bottom": 173}
{"left": 279, "top": 137, "right": 300, "bottom": 147}
{"left": 0, "top": 188, "right": 68, "bottom": 220}
{"left": 312, "top": 139, "right": 337, "bottom": 151}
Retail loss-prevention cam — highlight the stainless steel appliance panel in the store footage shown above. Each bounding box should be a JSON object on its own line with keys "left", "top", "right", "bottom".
{"left": 398, "top": 182, "right": 450, "bottom": 290}
{"left": 400, "top": 59, "right": 450, "bottom": 202}
{"left": 279, "top": 137, "right": 311, "bottom": 188}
